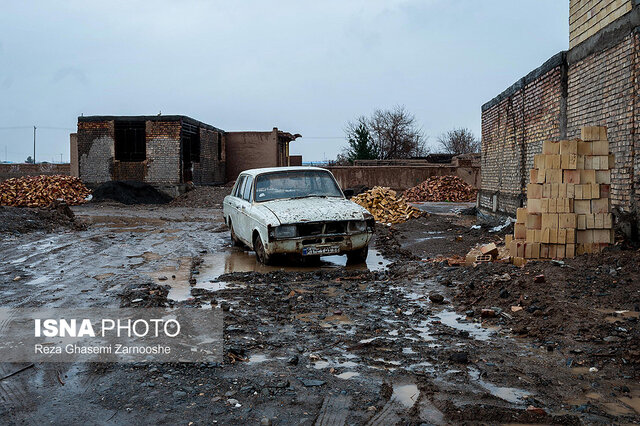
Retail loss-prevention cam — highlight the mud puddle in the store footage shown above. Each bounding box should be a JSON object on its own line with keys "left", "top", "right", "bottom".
{"left": 468, "top": 367, "right": 530, "bottom": 405}
{"left": 152, "top": 248, "right": 391, "bottom": 301}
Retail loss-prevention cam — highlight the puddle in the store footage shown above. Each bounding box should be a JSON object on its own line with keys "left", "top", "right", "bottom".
{"left": 193, "top": 248, "right": 390, "bottom": 283}
{"left": 391, "top": 383, "right": 420, "bottom": 408}
{"left": 468, "top": 367, "right": 530, "bottom": 405}
{"left": 248, "top": 354, "right": 270, "bottom": 364}
{"left": 434, "top": 310, "right": 495, "bottom": 341}
{"left": 26, "top": 276, "right": 50, "bottom": 285}
{"left": 336, "top": 371, "right": 359, "bottom": 379}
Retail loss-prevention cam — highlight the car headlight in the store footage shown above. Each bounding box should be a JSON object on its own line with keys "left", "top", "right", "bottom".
{"left": 348, "top": 220, "right": 367, "bottom": 233}
{"left": 274, "top": 225, "right": 297, "bottom": 238}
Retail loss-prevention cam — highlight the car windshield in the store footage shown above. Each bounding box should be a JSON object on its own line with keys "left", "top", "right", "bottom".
{"left": 253, "top": 170, "right": 343, "bottom": 202}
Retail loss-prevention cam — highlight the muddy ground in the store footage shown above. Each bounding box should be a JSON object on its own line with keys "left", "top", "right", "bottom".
{"left": 0, "top": 191, "right": 638, "bottom": 425}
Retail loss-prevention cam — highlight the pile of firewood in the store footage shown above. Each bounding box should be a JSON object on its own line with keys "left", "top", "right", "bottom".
{"left": 352, "top": 186, "right": 421, "bottom": 224}
{"left": 404, "top": 176, "right": 476, "bottom": 202}
{"left": 0, "top": 175, "right": 92, "bottom": 207}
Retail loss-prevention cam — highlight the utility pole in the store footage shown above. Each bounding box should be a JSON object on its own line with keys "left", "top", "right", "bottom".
{"left": 60, "top": 153, "right": 63, "bottom": 163}
{"left": 33, "top": 126, "right": 36, "bottom": 164}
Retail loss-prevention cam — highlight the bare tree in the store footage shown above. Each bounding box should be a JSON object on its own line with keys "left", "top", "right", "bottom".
{"left": 343, "top": 106, "right": 428, "bottom": 160}
{"left": 437, "top": 128, "right": 480, "bottom": 155}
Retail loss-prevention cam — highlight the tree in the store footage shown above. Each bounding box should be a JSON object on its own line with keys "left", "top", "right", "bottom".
{"left": 342, "top": 105, "right": 428, "bottom": 161}
{"left": 438, "top": 128, "right": 480, "bottom": 155}
{"left": 342, "top": 122, "right": 378, "bottom": 164}
{"left": 25, "top": 156, "right": 34, "bottom": 164}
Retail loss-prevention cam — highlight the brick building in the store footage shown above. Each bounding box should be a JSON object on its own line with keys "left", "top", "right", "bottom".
{"left": 225, "top": 128, "right": 301, "bottom": 182}
{"left": 480, "top": 1, "right": 640, "bottom": 224}
{"left": 73, "top": 116, "right": 300, "bottom": 188}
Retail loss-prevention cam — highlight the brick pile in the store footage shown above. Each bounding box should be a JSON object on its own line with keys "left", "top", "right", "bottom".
{"left": 507, "top": 126, "right": 613, "bottom": 266}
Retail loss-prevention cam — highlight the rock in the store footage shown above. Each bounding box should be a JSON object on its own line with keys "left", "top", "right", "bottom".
{"left": 449, "top": 351, "right": 469, "bottom": 364}
{"left": 499, "top": 288, "right": 509, "bottom": 298}
{"left": 526, "top": 405, "right": 546, "bottom": 415}
{"left": 287, "top": 355, "right": 299, "bottom": 365}
{"left": 220, "top": 302, "right": 231, "bottom": 312}
{"left": 172, "top": 391, "right": 186, "bottom": 398}
{"left": 465, "top": 310, "right": 474, "bottom": 317}
{"left": 589, "top": 367, "right": 598, "bottom": 373}
{"left": 299, "top": 378, "right": 325, "bottom": 387}
{"left": 158, "top": 276, "right": 168, "bottom": 281}
{"left": 534, "top": 274, "right": 545, "bottom": 283}
{"left": 481, "top": 309, "right": 496, "bottom": 318}
{"left": 429, "top": 293, "right": 445, "bottom": 304}
{"left": 260, "top": 418, "right": 272, "bottom": 426}
{"left": 227, "top": 398, "right": 240, "bottom": 406}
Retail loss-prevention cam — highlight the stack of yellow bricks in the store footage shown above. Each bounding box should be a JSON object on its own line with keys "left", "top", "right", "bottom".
{"left": 508, "top": 126, "right": 613, "bottom": 266}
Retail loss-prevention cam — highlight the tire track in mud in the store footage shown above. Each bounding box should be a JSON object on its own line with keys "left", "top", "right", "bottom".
{"left": 315, "top": 394, "right": 351, "bottom": 426}
{"left": 0, "top": 364, "right": 38, "bottom": 425}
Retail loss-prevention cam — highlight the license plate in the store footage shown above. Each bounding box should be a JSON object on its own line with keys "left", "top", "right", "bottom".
{"left": 302, "top": 246, "right": 340, "bottom": 256}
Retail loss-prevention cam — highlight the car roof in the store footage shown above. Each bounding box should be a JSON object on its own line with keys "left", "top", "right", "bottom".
{"left": 238, "top": 166, "right": 330, "bottom": 177}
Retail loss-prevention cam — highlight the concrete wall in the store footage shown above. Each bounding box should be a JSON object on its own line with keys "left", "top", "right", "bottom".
{"left": 225, "top": 130, "right": 278, "bottom": 182}
{"left": 325, "top": 165, "right": 479, "bottom": 191}
{"left": 0, "top": 163, "right": 71, "bottom": 181}
{"left": 570, "top": 0, "right": 633, "bottom": 48}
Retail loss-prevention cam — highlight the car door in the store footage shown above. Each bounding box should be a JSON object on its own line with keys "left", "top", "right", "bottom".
{"left": 226, "top": 175, "right": 246, "bottom": 237}
{"left": 236, "top": 175, "right": 255, "bottom": 244}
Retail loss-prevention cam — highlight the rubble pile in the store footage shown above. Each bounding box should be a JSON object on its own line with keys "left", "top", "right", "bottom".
{"left": 403, "top": 175, "right": 476, "bottom": 202}
{"left": 0, "top": 175, "right": 91, "bottom": 207}
{"left": 351, "top": 186, "right": 421, "bottom": 224}
{"left": 508, "top": 126, "right": 613, "bottom": 266}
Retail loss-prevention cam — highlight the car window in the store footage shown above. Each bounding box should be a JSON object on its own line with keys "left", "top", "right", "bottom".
{"left": 242, "top": 176, "right": 254, "bottom": 202}
{"left": 234, "top": 176, "right": 246, "bottom": 198}
{"left": 254, "top": 170, "right": 343, "bottom": 202}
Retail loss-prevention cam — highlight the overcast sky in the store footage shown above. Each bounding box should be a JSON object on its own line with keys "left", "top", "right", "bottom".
{"left": 0, "top": 0, "right": 569, "bottom": 163}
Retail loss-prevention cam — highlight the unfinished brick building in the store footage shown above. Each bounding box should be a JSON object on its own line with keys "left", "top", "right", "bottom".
{"left": 480, "top": 1, "right": 640, "bottom": 228}
{"left": 76, "top": 116, "right": 225, "bottom": 189}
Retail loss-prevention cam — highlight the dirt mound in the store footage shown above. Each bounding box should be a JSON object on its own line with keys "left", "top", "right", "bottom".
{"left": 0, "top": 204, "right": 80, "bottom": 234}
{"left": 449, "top": 247, "right": 640, "bottom": 378}
{"left": 92, "top": 181, "right": 173, "bottom": 205}
{"left": 352, "top": 186, "right": 421, "bottom": 224}
{"left": 170, "top": 186, "right": 231, "bottom": 208}
{"left": 404, "top": 175, "right": 476, "bottom": 202}
{"left": 0, "top": 175, "right": 91, "bottom": 207}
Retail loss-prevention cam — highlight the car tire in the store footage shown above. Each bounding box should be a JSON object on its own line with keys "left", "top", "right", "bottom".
{"left": 347, "top": 246, "right": 368, "bottom": 264}
{"left": 253, "top": 233, "right": 272, "bottom": 265}
{"left": 229, "top": 221, "right": 242, "bottom": 247}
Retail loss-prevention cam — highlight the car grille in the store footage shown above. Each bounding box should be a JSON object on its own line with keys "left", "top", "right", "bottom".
{"left": 297, "top": 221, "right": 347, "bottom": 237}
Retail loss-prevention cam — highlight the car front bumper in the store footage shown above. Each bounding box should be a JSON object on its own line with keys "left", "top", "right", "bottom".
{"left": 264, "top": 231, "right": 373, "bottom": 256}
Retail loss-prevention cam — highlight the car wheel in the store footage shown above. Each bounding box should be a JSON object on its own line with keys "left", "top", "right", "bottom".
{"left": 347, "top": 246, "right": 368, "bottom": 264}
{"left": 229, "top": 220, "right": 242, "bottom": 247}
{"left": 253, "top": 233, "right": 272, "bottom": 265}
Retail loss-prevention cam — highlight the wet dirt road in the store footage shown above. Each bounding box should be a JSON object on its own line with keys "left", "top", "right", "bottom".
{"left": 0, "top": 204, "right": 638, "bottom": 424}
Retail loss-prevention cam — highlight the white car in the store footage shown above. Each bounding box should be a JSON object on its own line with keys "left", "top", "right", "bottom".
{"left": 223, "top": 166, "right": 375, "bottom": 264}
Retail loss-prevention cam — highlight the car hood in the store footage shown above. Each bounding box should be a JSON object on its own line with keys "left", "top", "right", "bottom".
{"left": 260, "top": 197, "right": 369, "bottom": 224}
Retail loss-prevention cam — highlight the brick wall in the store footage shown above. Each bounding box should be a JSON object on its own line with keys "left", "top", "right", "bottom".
{"left": 192, "top": 128, "right": 225, "bottom": 184}
{"left": 145, "top": 121, "right": 181, "bottom": 184}
{"left": 0, "top": 163, "right": 71, "bottom": 181}
{"left": 567, "top": 32, "right": 638, "bottom": 211}
{"left": 480, "top": 54, "right": 567, "bottom": 215}
{"left": 77, "top": 120, "right": 114, "bottom": 184}
{"left": 570, "top": 0, "right": 633, "bottom": 48}
{"left": 225, "top": 130, "right": 279, "bottom": 182}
